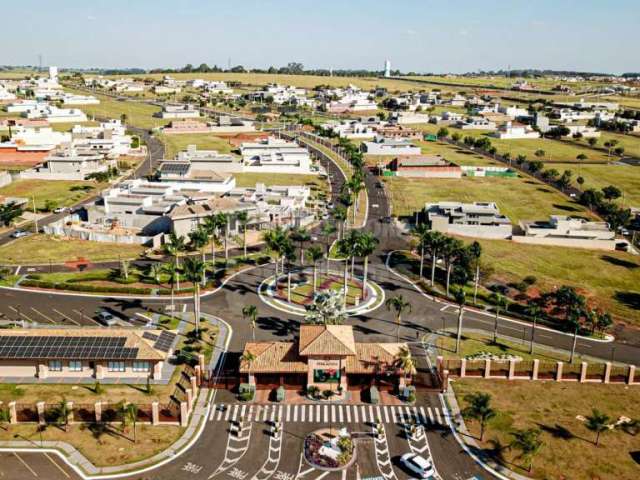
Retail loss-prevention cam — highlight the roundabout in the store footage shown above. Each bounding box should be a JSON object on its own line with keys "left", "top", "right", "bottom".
{"left": 258, "top": 269, "right": 385, "bottom": 316}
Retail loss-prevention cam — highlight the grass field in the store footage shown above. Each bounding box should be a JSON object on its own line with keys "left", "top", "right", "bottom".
{"left": 66, "top": 88, "right": 165, "bottom": 129}
{"left": 416, "top": 139, "right": 502, "bottom": 167}
{"left": 453, "top": 379, "right": 640, "bottom": 480}
{"left": 0, "top": 235, "right": 145, "bottom": 265}
{"left": 564, "top": 130, "right": 640, "bottom": 160}
{"left": 0, "top": 179, "right": 97, "bottom": 210}
{"left": 553, "top": 163, "right": 640, "bottom": 205}
{"left": 475, "top": 238, "right": 640, "bottom": 325}
{"left": 383, "top": 175, "right": 594, "bottom": 223}
{"left": 157, "top": 132, "right": 236, "bottom": 158}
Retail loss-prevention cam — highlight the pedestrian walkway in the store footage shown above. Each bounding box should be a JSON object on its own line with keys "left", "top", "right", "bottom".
{"left": 210, "top": 403, "right": 447, "bottom": 426}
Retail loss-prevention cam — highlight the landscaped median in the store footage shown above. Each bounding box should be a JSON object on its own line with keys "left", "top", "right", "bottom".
{"left": 448, "top": 379, "right": 640, "bottom": 480}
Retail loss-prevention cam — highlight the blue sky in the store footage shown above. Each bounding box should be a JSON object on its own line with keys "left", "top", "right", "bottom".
{"left": 3, "top": 0, "right": 638, "bottom": 73}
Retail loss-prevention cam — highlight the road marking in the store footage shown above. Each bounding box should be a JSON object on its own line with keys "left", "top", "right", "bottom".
{"left": 14, "top": 266, "right": 21, "bottom": 275}
{"left": 435, "top": 408, "right": 442, "bottom": 425}
{"left": 13, "top": 452, "right": 38, "bottom": 477}
{"left": 324, "top": 405, "right": 328, "bottom": 424}
{"left": 270, "top": 406, "right": 276, "bottom": 423}
{"left": 232, "top": 405, "right": 238, "bottom": 422}
{"left": 44, "top": 453, "right": 70, "bottom": 479}
{"left": 301, "top": 404, "right": 306, "bottom": 422}
{"left": 346, "top": 405, "right": 351, "bottom": 423}
{"left": 427, "top": 407, "right": 434, "bottom": 424}
{"left": 224, "top": 405, "right": 231, "bottom": 421}
{"left": 440, "top": 305, "right": 451, "bottom": 311}
{"left": 353, "top": 405, "right": 359, "bottom": 423}
{"left": 419, "top": 407, "right": 427, "bottom": 424}
{"left": 286, "top": 405, "right": 291, "bottom": 422}
{"left": 308, "top": 404, "right": 313, "bottom": 422}
{"left": 316, "top": 404, "right": 320, "bottom": 423}
{"left": 316, "top": 472, "right": 330, "bottom": 480}
{"left": 369, "top": 406, "right": 375, "bottom": 424}
{"left": 52, "top": 308, "right": 80, "bottom": 326}
{"left": 391, "top": 407, "right": 397, "bottom": 424}
{"left": 360, "top": 405, "right": 367, "bottom": 423}
{"left": 383, "top": 406, "right": 390, "bottom": 424}
{"left": 30, "top": 307, "right": 55, "bottom": 323}
{"left": 331, "top": 405, "right": 335, "bottom": 423}
{"left": 240, "top": 404, "right": 246, "bottom": 420}
{"left": 293, "top": 405, "right": 298, "bottom": 422}
{"left": 217, "top": 406, "right": 224, "bottom": 421}
{"left": 71, "top": 309, "right": 101, "bottom": 326}
{"left": 9, "top": 306, "right": 35, "bottom": 323}
{"left": 406, "top": 407, "right": 413, "bottom": 422}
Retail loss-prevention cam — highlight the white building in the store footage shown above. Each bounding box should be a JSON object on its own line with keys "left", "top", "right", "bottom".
{"left": 0, "top": 87, "right": 16, "bottom": 102}
{"left": 9, "top": 125, "right": 71, "bottom": 149}
{"left": 425, "top": 201, "right": 512, "bottom": 239}
{"left": 493, "top": 122, "right": 540, "bottom": 139}
{"left": 61, "top": 94, "right": 100, "bottom": 105}
{"left": 456, "top": 116, "right": 497, "bottom": 130}
{"left": 25, "top": 106, "right": 88, "bottom": 123}
{"left": 240, "top": 137, "right": 313, "bottom": 174}
{"left": 158, "top": 104, "right": 200, "bottom": 119}
{"left": 515, "top": 215, "right": 616, "bottom": 250}
{"left": 565, "top": 124, "right": 601, "bottom": 138}
{"left": 6, "top": 100, "right": 48, "bottom": 113}
{"left": 499, "top": 105, "right": 530, "bottom": 118}
{"left": 360, "top": 137, "right": 421, "bottom": 156}
{"left": 71, "top": 120, "right": 133, "bottom": 156}
{"left": 320, "top": 120, "right": 378, "bottom": 139}
{"left": 554, "top": 108, "right": 596, "bottom": 122}
{"left": 384, "top": 60, "right": 391, "bottom": 78}
{"left": 20, "top": 149, "right": 114, "bottom": 180}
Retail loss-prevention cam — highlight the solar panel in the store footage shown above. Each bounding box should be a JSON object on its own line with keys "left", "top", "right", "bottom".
{"left": 160, "top": 162, "right": 190, "bottom": 176}
{"left": 142, "top": 332, "right": 159, "bottom": 341}
{"left": 153, "top": 331, "right": 177, "bottom": 353}
{"left": 0, "top": 336, "right": 138, "bottom": 360}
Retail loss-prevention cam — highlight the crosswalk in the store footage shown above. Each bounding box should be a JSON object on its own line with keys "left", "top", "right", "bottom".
{"left": 211, "top": 403, "right": 447, "bottom": 426}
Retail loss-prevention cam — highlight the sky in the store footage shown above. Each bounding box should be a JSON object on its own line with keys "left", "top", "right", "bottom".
{"left": 2, "top": 0, "right": 639, "bottom": 74}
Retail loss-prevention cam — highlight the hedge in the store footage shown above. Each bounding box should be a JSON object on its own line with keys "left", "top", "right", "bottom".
{"left": 20, "top": 280, "right": 153, "bottom": 295}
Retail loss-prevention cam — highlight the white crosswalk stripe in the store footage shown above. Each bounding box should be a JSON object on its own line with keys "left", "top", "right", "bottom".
{"left": 210, "top": 403, "right": 445, "bottom": 425}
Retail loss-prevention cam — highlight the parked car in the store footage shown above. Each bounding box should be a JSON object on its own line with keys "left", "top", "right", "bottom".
{"left": 53, "top": 207, "right": 69, "bottom": 214}
{"left": 10, "top": 230, "right": 30, "bottom": 239}
{"left": 400, "top": 453, "right": 435, "bottom": 478}
{"left": 96, "top": 310, "right": 117, "bottom": 327}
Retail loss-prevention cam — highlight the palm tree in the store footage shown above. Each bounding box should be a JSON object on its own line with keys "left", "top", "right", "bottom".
{"left": 425, "top": 231, "right": 445, "bottom": 287}
{"left": 453, "top": 287, "right": 466, "bottom": 353}
{"left": 0, "top": 406, "right": 10, "bottom": 431}
{"left": 306, "top": 245, "right": 324, "bottom": 293}
{"left": 283, "top": 241, "right": 296, "bottom": 303}
{"left": 468, "top": 241, "right": 482, "bottom": 304}
{"left": 55, "top": 399, "right": 69, "bottom": 432}
{"left": 262, "top": 226, "right": 287, "bottom": 280}
{"left": 235, "top": 210, "right": 250, "bottom": 259}
{"left": 462, "top": 392, "right": 496, "bottom": 441}
{"left": 336, "top": 232, "right": 358, "bottom": 308}
{"left": 214, "top": 212, "right": 230, "bottom": 262}
{"left": 161, "top": 261, "right": 179, "bottom": 314}
{"left": 345, "top": 174, "right": 365, "bottom": 225}
{"left": 189, "top": 227, "right": 209, "bottom": 284}
{"left": 356, "top": 232, "right": 378, "bottom": 300}
{"left": 241, "top": 351, "right": 257, "bottom": 382}
{"left": 584, "top": 409, "right": 611, "bottom": 446}
{"left": 412, "top": 223, "right": 430, "bottom": 279}
{"left": 441, "top": 237, "right": 464, "bottom": 296}
{"left": 510, "top": 428, "right": 543, "bottom": 472}
{"left": 203, "top": 214, "right": 223, "bottom": 270}
{"left": 489, "top": 292, "right": 508, "bottom": 343}
{"left": 183, "top": 257, "right": 206, "bottom": 335}
{"left": 242, "top": 305, "right": 258, "bottom": 341}
{"left": 164, "top": 233, "right": 186, "bottom": 291}
{"left": 290, "top": 227, "right": 311, "bottom": 266}
{"left": 147, "top": 262, "right": 163, "bottom": 285}
{"left": 386, "top": 295, "right": 412, "bottom": 342}
{"left": 124, "top": 403, "right": 139, "bottom": 443}
{"left": 394, "top": 346, "right": 416, "bottom": 382}
{"left": 526, "top": 300, "right": 542, "bottom": 355}
{"left": 320, "top": 222, "right": 336, "bottom": 274}
{"left": 333, "top": 205, "right": 347, "bottom": 240}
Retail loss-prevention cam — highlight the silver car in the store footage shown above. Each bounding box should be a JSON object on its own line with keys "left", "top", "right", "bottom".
{"left": 400, "top": 453, "right": 435, "bottom": 478}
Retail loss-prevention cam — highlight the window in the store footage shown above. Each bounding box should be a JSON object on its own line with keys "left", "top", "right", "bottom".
{"left": 68, "top": 360, "right": 82, "bottom": 372}
{"left": 132, "top": 361, "right": 150, "bottom": 373}
{"left": 107, "top": 361, "right": 125, "bottom": 372}
{"left": 48, "top": 360, "right": 62, "bottom": 372}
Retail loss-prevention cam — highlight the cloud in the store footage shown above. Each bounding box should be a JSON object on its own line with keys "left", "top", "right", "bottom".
{"left": 406, "top": 29, "right": 418, "bottom": 36}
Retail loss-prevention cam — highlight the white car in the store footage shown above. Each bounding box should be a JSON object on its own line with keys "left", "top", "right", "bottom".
{"left": 400, "top": 453, "right": 435, "bottom": 478}
{"left": 53, "top": 207, "right": 69, "bottom": 214}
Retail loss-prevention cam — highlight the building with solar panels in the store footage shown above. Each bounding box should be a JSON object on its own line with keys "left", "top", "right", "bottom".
{"left": 0, "top": 328, "right": 177, "bottom": 382}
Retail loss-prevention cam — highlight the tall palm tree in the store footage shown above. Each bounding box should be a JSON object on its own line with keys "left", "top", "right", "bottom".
{"left": 510, "top": 428, "right": 543, "bottom": 473}
{"left": 441, "top": 237, "right": 464, "bottom": 297}
{"left": 336, "top": 233, "right": 358, "bottom": 308}
{"left": 425, "top": 231, "right": 445, "bottom": 287}
{"left": 283, "top": 241, "right": 296, "bottom": 303}
{"left": 241, "top": 351, "right": 257, "bottom": 382}
{"left": 262, "top": 226, "right": 287, "bottom": 280}
{"left": 489, "top": 292, "right": 508, "bottom": 344}
{"left": 235, "top": 210, "right": 250, "bottom": 259}
{"left": 189, "top": 227, "right": 209, "bottom": 285}
{"left": 386, "top": 295, "right": 412, "bottom": 342}
{"left": 468, "top": 241, "right": 482, "bottom": 304}
{"left": 242, "top": 305, "right": 258, "bottom": 341}
{"left": 344, "top": 174, "right": 365, "bottom": 225}
{"left": 453, "top": 287, "right": 466, "bottom": 353}
{"left": 203, "top": 214, "right": 223, "bottom": 269}
{"left": 412, "top": 223, "right": 430, "bottom": 279}
{"left": 214, "top": 212, "right": 230, "bottom": 261}
{"left": 306, "top": 245, "right": 324, "bottom": 293}
{"left": 356, "top": 232, "right": 379, "bottom": 300}
{"left": 161, "top": 261, "right": 179, "bottom": 313}
{"left": 147, "top": 262, "right": 163, "bottom": 285}
{"left": 320, "top": 222, "right": 336, "bottom": 275}
{"left": 461, "top": 392, "right": 496, "bottom": 441}
{"left": 164, "top": 233, "right": 186, "bottom": 291}
{"left": 584, "top": 409, "right": 611, "bottom": 446}
{"left": 333, "top": 205, "right": 347, "bottom": 240}
{"left": 290, "top": 227, "right": 311, "bottom": 267}
{"left": 183, "top": 257, "right": 206, "bottom": 335}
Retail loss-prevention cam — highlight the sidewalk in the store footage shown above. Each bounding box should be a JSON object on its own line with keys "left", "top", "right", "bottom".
{"left": 0, "top": 313, "right": 232, "bottom": 479}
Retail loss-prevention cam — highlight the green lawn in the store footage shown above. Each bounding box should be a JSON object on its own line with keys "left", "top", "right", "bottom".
{"left": 157, "top": 132, "right": 236, "bottom": 159}
{"left": 453, "top": 379, "right": 640, "bottom": 480}
{"left": 383, "top": 175, "right": 594, "bottom": 223}
{"left": 416, "top": 140, "right": 502, "bottom": 167}
{"left": 475, "top": 238, "right": 640, "bottom": 325}
{"left": 564, "top": 131, "right": 640, "bottom": 160}
{"left": 0, "top": 235, "right": 145, "bottom": 265}
{"left": 0, "top": 179, "right": 97, "bottom": 211}
{"left": 553, "top": 163, "right": 640, "bottom": 206}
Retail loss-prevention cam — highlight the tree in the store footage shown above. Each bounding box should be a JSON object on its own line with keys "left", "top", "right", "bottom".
{"left": 394, "top": 346, "right": 416, "bottom": 381}
{"left": 262, "top": 226, "right": 288, "bottom": 280}
{"left": 441, "top": 237, "right": 464, "bottom": 296}
{"left": 425, "top": 231, "right": 446, "bottom": 287}
{"left": 510, "top": 428, "right": 543, "bottom": 472}
{"left": 453, "top": 287, "right": 466, "bottom": 353}
{"left": 412, "top": 223, "right": 430, "bottom": 279}
{"left": 525, "top": 299, "right": 542, "bottom": 354}
{"left": 344, "top": 174, "right": 365, "bottom": 225}
{"left": 468, "top": 241, "right": 482, "bottom": 304}
{"left": 242, "top": 305, "right": 258, "bottom": 341}
{"left": 240, "top": 351, "right": 256, "bottom": 382}
{"left": 576, "top": 176, "right": 585, "bottom": 187}
{"left": 0, "top": 202, "right": 23, "bottom": 226}
{"left": 306, "top": 245, "right": 324, "bottom": 293}
{"left": 289, "top": 227, "right": 311, "bottom": 267}
{"left": 202, "top": 214, "right": 223, "bottom": 271}
{"left": 528, "top": 160, "right": 543, "bottom": 174}
{"left": 534, "top": 149, "right": 545, "bottom": 161}
{"left": 333, "top": 205, "right": 348, "bottom": 240}
{"left": 587, "top": 137, "right": 598, "bottom": 148}
{"left": 462, "top": 392, "right": 496, "bottom": 441}
{"left": 55, "top": 399, "right": 70, "bottom": 432}
{"left": 124, "top": 403, "right": 139, "bottom": 443}
{"left": 305, "top": 290, "right": 346, "bottom": 325}
{"left": 235, "top": 210, "right": 250, "bottom": 259}
{"left": 320, "top": 222, "right": 336, "bottom": 274}
{"left": 576, "top": 153, "right": 588, "bottom": 161}
{"left": 336, "top": 230, "right": 359, "bottom": 306}
{"left": 602, "top": 185, "right": 622, "bottom": 201}
{"left": 147, "top": 262, "right": 163, "bottom": 285}
{"left": 189, "top": 226, "right": 209, "bottom": 283}
{"left": 0, "top": 406, "right": 10, "bottom": 431}
{"left": 356, "top": 232, "right": 378, "bottom": 300}
{"left": 451, "top": 132, "right": 462, "bottom": 143}
{"left": 436, "top": 127, "right": 449, "bottom": 139}
{"left": 489, "top": 292, "right": 508, "bottom": 343}
{"left": 584, "top": 409, "right": 611, "bottom": 446}
{"left": 163, "top": 233, "right": 186, "bottom": 290}
{"left": 161, "top": 261, "right": 179, "bottom": 314}
{"left": 214, "top": 212, "right": 231, "bottom": 261}
{"left": 183, "top": 257, "right": 206, "bottom": 335}
{"left": 386, "top": 295, "right": 412, "bottom": 342}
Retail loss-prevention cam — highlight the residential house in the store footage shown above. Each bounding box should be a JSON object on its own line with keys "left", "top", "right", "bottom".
{"left": 240, "top": 137, "right": 313, "bottom": 174}
{"left": 425, "top": 201, "right": 512, "bottom": 239}
{"left": 157, "top": 104, "right": 200, "bottom": 119}
{"left": 456, "top": 116, "right": 497, "bottom": 130}
{"left": 360, "top": 137, "right": 421, "bottom": 156}
{"left": 387, "top": 155, "right": 462, "bottom": 178}
{"left": 493, "top": 122, "right": 540, "bottom": 139}
{"left": 515, "top": 215, "right": 617, "bottom": 250}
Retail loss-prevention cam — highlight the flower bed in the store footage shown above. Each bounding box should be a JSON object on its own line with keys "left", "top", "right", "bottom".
{"left": 304, "top": 429, "right": 354, "bottom": 470}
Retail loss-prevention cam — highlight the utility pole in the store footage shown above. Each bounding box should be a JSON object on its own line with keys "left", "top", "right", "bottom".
{"left": 32, "top": 196, "right": 38, "bottom": 233}
{"left": 569, "top": 325, "right": 578, "bottom": 364}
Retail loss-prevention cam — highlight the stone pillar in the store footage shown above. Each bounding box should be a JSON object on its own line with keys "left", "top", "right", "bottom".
{"left": 190, "top": 376, "right": 198, "bottom": 398}
{"left": 436, "top": 356, "right": 444, "bottom": 375}
{"left": 532, "top": 359, "right": 540, "bottom": 380}
{"left": 198, "top": 354, "right": 206, "bottom": 373}
{"left": 180, "top": 401, "right": 189, "bottom": 427}
{"left": 186, "top": 388, "right": 193, "bottom": 412}
{"left": 579, "top": 362, "right": 588, "bottom": 383}
{"left": 36, "top": 401, "right": 45, "bottom": 426}
{"left": 94, "top": 401, "right": 102, "bottom": 423}
{"left": 8, "top": 401, "right": 17, "bottom": 424}
{"left": 38, "top": 364, "right": 48, "bottom": 380}
{"left": 66, "top": 401, "right": 74, "bottom": 424}
{"left": 195, "top": 365, "right": 202, "bottom": 386}
{"left": 555, "top": 362, "right": 563, "bottom": 382}
{"left": 151, "top": 402, "right": 160, "bottom": 425}
{"left": 95, "top": 364, "right": 104, "bottom": 380}
{"left": 628, "top": 365, "right": 636, "bottom": 385}
{"left": 442, "top": 370, "right": 449, "bottom": 393}
{"left": 484, "top": 359, "right": 491, "bottom": 379}
{"left": 508, "top": 359, "right": 516, "bottom": 380}
{"left": 604, "top": 362, "right": 612, "bottom": 384}
{"left": 460, "top": 359, "right": 467, "bottom": 378}
{"left": 153, "top": 361, "right": 163, "bottom": 380}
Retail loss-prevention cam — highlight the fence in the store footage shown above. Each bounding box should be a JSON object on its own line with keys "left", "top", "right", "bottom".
{"left": 438, "top": 357, "right": 638, "bottom": 387}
